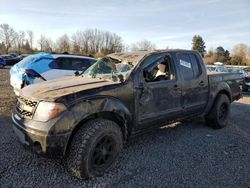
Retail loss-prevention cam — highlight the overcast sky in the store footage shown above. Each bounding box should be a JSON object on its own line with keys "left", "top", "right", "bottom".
{"left": 0, "top": 0, "right": 249, "bottom": 50}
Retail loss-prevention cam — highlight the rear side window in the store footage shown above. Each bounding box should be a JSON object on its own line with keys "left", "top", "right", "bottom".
{"left": 71, "top": 58, "right": 92, "bottom": 71}
{"left": 49, "top": 58, "right": 93, "bottom": 71}
{"left": 178, "top": 54, "right": 193, "bottom": 80}
{"left": 48, "top": 58, "right": 70, "bottom": 69}
{"left": 189, "top": 54, "right": 201, "bottom": 77}
{"left": 177, "top": 53, "right": 201, "bottom": 80}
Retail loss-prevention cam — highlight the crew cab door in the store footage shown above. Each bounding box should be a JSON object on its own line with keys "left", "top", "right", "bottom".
{"left": 135, "top": 53, "right": 183, "bottom": 129}
{"left": 176, "top": 52, "right": 208, "bottom": 115}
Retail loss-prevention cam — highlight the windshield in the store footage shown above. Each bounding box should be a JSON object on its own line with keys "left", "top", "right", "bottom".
{"left": 216, "top": 66, "right": 228, "bottom": 72}
{"left": 229, "top": 68, "right": 243, "bottom": 73}
{"left": 207, "top": 66, "right": 216, "bottom": 72}
{"left": 84, "top": 56, "right": 134, "bottom": 82}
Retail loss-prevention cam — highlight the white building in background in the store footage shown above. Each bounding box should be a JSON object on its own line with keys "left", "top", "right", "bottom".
{"left": 214, "top": 62, "right": 224, "bottom": 66}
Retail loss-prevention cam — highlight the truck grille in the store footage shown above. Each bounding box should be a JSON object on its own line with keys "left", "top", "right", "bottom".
{"left": 19, "top": 96, "right": 38, "bottom": 107}
{"left": 16, "top": 96, "right": 38, "bottom": 119}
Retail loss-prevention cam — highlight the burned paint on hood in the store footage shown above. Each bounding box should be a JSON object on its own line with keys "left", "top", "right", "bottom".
{"left": 20, "top": 76, "right": 118, "bottom": 101}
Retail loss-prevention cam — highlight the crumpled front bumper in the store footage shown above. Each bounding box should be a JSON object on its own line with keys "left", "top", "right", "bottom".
{"left": 12, "top": 113, "right": 71, "bottom": 157}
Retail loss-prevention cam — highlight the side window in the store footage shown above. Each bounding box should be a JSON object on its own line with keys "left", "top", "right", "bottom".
{"left": 177, "top": 53, "right": 200, "bottom": 80}
{"left": 89, "top": 59, "right": 97, "bottom": 65}
{"left": 144, "top": 55, "right": 175, "bottom": 82}
{"left": 48, "top": 59, "right": 60, "bottom": 69}
{"left": 49, "top": 58, "right": 93, "bottom": 70}
{"left": 178, "top": 54, "right": 193, "bottom": 80}
{"left": 61, "top": 58, "right": 72, "bottom": 69}
{"left": 190, "top": 54, "right": 201, "bottom": 77}
{"left": 71, "top": 58, "right": 91, "bottom": 71}
{"left": 48, "top": 58, "right": 72, "bottom": 70}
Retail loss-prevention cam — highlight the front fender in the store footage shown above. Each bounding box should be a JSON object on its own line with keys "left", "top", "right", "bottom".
{"left": 69, "top": 96, "right": 132, "bottom": 129}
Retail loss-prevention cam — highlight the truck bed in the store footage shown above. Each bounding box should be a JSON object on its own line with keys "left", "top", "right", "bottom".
{"left": 208, "top": 72, "right": 242, "bottom": 101}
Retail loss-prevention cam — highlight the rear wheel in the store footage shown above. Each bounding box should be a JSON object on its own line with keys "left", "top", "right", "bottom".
{"left": 67, "top": 119, "right": 123, "bottom": 179}
{"left": 205, "top": 94, "right": 231, "bottom": 129}
{"left": 242, "top": 87, "right": 248, "bottom": 92}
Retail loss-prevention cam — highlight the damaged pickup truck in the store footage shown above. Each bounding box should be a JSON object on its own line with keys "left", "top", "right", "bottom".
{"left": 12, "top": 50, "right": 242, "bottom": 179}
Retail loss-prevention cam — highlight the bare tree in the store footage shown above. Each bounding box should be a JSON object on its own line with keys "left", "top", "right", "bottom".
{"left": 131, "top": 39, "right": 156, "bottom": 51}
{"left": 230, "top": 43, "right": 250, "bottom": 65}
{"left": 56, "top": 34, "right": 70, "bottom": 53}
{"left": 43, "top": 38, "right": 53, "bottom": 53}
{"left": 37, "top": 35, "right": 53, "bottom": 52}
{"left": 0, "top": 23, "right": 124, "bottom": 55}
{"left": 27, "top": 30, "right": 34, "bottom": 49}
{"left": 0, "top": 24, "right": 16, "bottom": 53}
{"left": 15, "top": 30, "right": 26, "bottom": 53}
{"left": 71, "top": 31, "right": 82, "bottom": 54}
{"left": 72, "top": 30, "right": 88, "bottom": 54}
{"left": 71, "top": 29, "right": 123, "bottom": 56}
{"left": 37, "top": 35, "right": 46, "bottom": 51}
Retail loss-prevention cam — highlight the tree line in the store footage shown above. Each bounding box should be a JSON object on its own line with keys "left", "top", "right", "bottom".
{"left": 0, "top": 23, "right": 156, "bottom": 57}
{"left": 191, "top": 35, "right": 250, "bottom": 66}
{"left": 1, "top": 23, "right": 249, "bottom": 65}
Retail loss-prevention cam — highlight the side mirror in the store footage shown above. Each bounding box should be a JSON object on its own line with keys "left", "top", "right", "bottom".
{"left": 74, "top": 71, "right": 80, "bottom": 76}
{"left": 117, "top": 74, "right": 124, "bottom": 83}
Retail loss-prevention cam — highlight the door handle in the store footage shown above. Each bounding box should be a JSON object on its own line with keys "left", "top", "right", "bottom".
{"left": 199, "top": 81, "right": 205, "bottom": 87}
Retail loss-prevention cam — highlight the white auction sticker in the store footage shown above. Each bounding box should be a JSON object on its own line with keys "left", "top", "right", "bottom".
{"left": 180, "top": 59, "right": 191, "bottom": 68}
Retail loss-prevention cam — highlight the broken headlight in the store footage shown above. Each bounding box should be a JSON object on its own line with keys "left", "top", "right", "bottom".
{"left": 33, "top": 101, "right": 66, "bottom": 122}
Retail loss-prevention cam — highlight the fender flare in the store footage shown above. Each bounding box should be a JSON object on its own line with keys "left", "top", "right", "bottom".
{"left": 204, "top": 82, "right": 232, "bottom": 115}
{"left": 64, "top": 96, "right": 133, "bottom": 154}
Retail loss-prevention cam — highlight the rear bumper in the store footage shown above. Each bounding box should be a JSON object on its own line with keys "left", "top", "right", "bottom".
{"left": 12, "top": 113, "right": 71, "bottom": 157}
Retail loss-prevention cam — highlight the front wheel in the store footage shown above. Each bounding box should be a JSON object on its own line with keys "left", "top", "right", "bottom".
{"left": 205, "top": 94, "right": 231, "bottom": 129}
{"left": 67, "top": 119, "right": 123, "bottom": 179}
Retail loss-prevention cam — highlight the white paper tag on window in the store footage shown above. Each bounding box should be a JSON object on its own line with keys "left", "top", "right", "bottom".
{"left": 180, "top": 59, "right": 191, "bottom": 68}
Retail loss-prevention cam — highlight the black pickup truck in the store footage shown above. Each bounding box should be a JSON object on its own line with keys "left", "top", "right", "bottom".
{"left": 12, "top": 50, "right": 242, "bottom": 179}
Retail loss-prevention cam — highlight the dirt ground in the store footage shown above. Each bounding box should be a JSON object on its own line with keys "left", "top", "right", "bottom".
{"left": 0, "top": 66, "right": 249, "bottom": 187}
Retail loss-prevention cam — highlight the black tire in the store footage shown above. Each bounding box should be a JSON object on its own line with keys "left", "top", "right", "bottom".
{"left": 67, "top": 118, "right": 123, "bottom": 179}
{"left": 242, "top": 87, "right": 248, "bottom": 92}
{"left": 205, "top": 94, "right": 231, "bottom": 129}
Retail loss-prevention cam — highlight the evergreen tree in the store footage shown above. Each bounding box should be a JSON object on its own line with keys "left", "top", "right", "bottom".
{"left": 215, "top": 46, "right": 225, "bottom": 56}
{"left": 224, "top": 50, "right": 231, "bottom": 64}
{"left": 191, "top": 35, "right": 206, "bottom": 57}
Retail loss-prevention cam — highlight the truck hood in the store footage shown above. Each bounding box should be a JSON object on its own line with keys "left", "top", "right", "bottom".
{"left": 20, "top": 76, "right": 117, "bottom": 101}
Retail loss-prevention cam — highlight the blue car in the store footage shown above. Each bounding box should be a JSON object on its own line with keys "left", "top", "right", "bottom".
{"left": 10, "top": 53, "right": 96, "bottom": 95}
{"left": 0, "top": 56, "right": 6, "bottom": 68}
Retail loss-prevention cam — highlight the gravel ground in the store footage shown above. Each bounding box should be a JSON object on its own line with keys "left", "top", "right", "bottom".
{"left": 0, "top": 67, "right": 249, "bottom": 187}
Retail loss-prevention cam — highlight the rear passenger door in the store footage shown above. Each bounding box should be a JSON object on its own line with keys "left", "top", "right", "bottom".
{"left": 176, "top": 52, "right": 208, "bottom": 115}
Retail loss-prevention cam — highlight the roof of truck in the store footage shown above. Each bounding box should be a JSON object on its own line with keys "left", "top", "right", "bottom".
{"left": 108, "top": 49, "right": 198, "bottom": 64}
